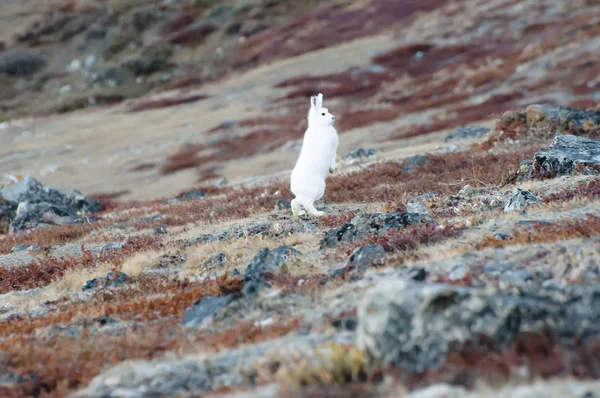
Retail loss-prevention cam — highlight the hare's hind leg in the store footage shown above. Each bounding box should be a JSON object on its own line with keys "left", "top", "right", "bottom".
{"left": 300, "top": 198, "right": 324, "bottom": 217}
{"left": 291, "top": 198, "right": 305, "bottom": 216}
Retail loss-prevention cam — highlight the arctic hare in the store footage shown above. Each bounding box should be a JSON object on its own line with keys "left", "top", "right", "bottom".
{"left": 290, "top": 93, "right": 338, "bottom": 217}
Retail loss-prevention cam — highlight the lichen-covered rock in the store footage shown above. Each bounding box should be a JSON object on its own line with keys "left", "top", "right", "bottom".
{"left": 357, "top": 278, "right": 600, "bottom": 372}
{"left": 525, "top": 104, "right": 600, "bottom": 133}
{"left": 342, "top": 148, "right": 380, "bottom": 163}
{"left": 0, "top": 51, "right": 46, "bottom": 76}
{"left": 332, "top": 244, "right": 386, "bottom": 280}
{"left": 83, "top": 272, "right": 131, "bottom": 291}
{"left": 321, "top": 211, "right": 432, "bottom": 248}
{"left": 503, "top": 188, "right": 538, "bottom": 212}
{"left": 244, "top": 246, "right": 301, "bottom": 281}
{"left": 181, "top": 294, "right": 238, "bottom": 328}
{"left": 506, "top": 134, "right": 600, "bottom": 183}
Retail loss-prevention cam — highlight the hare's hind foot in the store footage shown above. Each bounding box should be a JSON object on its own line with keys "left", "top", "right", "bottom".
{"left": 291, "top": 198, "right": 306, "bottom": 217}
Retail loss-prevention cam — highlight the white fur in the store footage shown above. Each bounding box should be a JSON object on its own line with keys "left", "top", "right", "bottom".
{"left": 290, "top": 93, "right": 338, "bottom": 217}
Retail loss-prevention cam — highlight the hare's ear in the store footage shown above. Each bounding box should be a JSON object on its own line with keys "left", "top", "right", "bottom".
{"left": 310, "top": 95, "right": 318, "bottom": 109}
{"left": 315, "top": 93, "right": 323, "bottom": 109}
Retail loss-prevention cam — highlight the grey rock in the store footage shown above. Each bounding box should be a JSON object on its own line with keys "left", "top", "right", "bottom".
{"left": 533, "top": 134, "right": 600, "bottom": 178}
{"left": 525, "top": 104, "right": 600, "bottom": 131}
{"left": 499, "top": 269, "right": 534, "bottom": 288}
{"left": 10, "top": 201, "right": 77, "bottom": 233}
{"left": 332, "top": 244, "right": 386, "bottom": 280}
{"left": 342, "top": 148, "right": 380, "bottom": 163}
{"left": 122, "top": 43, "right": 173, "bottom": 75}
{"left": 181, "top": 294, "right": 238, "bottom": 328}
{"left": 347, "top": 245, "right": 386, "bottom": 268}
{"left": 448, "top": 264, "right": 469, "bottom": 281}
{"left": 153, "top": 225, "right": 167, "bottom": 234}
{"left": 181, "top": 189, "right": 208, "bottom": 201}
{"left": 83, "top": 271, "right": 131, "bottom": 291}
{"left": 504, "top": 188, "right": 539, "bottom": 212}
{"left": 321, "top": 211, "right": 432, "bottom": 248}
{"left": 244, "top": 246, "right": 301, "bottom": 281}
{"left": 275, "top": 199, "right": 291, "bottom": 210}
{"left": 494, "top": 233, "right": 510, "bottom": 240}
{"left": 406, "top": 201, "right": 429, "bottom": 216}
{"left": 1, "top": 176, "right": 102, "bottom": 212}
{"left": 357, "top": 278, "right": 600, "bottom": 372}
{"left": 202, "top": 252, "right": 227, "bottom": 269}
{"left": 0, "top": 51, "right": 46, "bottom": 76}
{"left": 402, "top": 155, "right": 428, "bottom": 173}
{"left": 444, "top": 125, "right": 490, "bottom": 142}
{"left": 100, "top": 241, "right": 125, "bottom": 255}
{"left": 507, "top": 134, "right": 600, "bottom": 183}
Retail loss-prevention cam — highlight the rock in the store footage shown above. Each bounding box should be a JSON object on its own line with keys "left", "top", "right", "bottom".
{"left": 275, "top": 199, "right": 291, "bottom": 210}
{"left": 0, "top": 51, "right": 46, "bottom": 76}
{"left": 181, "top": 294, "right": 238, "bottom": 327}
{"left": 1, "top": 176, "right": 102, "bottom": 212}
{"left": 356, "top": 278, "right": 600, "bottom": 372}
{"left": 343, "top": 148, "right": 380, "bottom": 164}
{"left": 181, "top": 189, "right": 208, "bottom": 200}
{"left": 332, "top": 244, "right": 386, "bottom": 279}
{"left": 503, "top": 188, "right": 538, "bottom": 212}
{"left": 524, "top": 104, "right": 600, "bottom": 132}
{"left": 499, "top": 269, "right": 534, "bottom": 288}
{"left": 406, "top": 202, "right": 429, "bottom": 216}
{"left": 239, "top": 20, "right": 269, "bottom": 37}
{"left": 202, "top": 252, "right": 227, "bottom": 269}
{"left": 448, "top": 264, "right": 469, "bottom": 281}
{"left": 494, "top": 232, "right": 510, "bottom": 240}
{"left": 533, "top": 134, "right": 600, "bottom": 177}
{"left": 153, "top": 225, "right": 167, "bottom": 234}
{"left": 347, "top": 245, "right": 386, "bottom": 268}
{"left": 444, "top": 125, "right": 490, "bottom": 142}
{"left": 321, "top": 211, "right": 432, "bottom": 248}
{"left": 167, "top": 21, "right": 218, "bottom": 46}
{"left": 244, "top": 246, "right": 301, "bottom": 281}
{"left": 100, "top": 241, "right": 125, "bottom": 255}
{"left": 506, "top": 134, "right": 600, "bottom": 183}
{"left": 10, "top": 202, "right": 77, "bottom": 233}
{"left": 225, "top": 21, "right": 242, "bottom": 35}
{"left": 83, "top": 271, "right": 131, "bottom": 291}
{"left": 122, "top": 43, "right": 174, "bottom": 75}
{"left": 402, "top": 155, "right": 429, "bottom": 173}
{"left": 405, "top": 267, "right": 427, "bottom": 282}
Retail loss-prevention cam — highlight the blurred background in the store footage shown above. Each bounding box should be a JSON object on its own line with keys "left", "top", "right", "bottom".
{"left": 0, "top": 0, "right": 598, "bottom": 200}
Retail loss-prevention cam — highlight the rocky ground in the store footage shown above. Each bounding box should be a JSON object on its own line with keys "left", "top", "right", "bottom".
{"left": 1, "top": 0, "right": 600, "bottom": 397}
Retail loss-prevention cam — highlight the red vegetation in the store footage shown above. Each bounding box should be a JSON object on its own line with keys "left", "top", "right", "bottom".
{"left": 0, "top": 236, "right": 162, "bottom": 294}
{"left": 232, "top": 0, "right": 450, "bottom": 69}
{"left": 127, "top": 94, "right": 208, "bottom": 112}
{"left": 474, "top": 216, "right": 600, "bottom": 251}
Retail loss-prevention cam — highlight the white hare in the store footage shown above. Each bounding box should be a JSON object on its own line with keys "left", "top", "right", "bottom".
{"left": 290, "top": 93, "right": 338, "bottom": 217}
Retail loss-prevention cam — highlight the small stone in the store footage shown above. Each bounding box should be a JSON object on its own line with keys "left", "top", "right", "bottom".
{"left": 402, "top": 155, "right": 428, "bottom": 173}
{"left": 244, "top": 246, "right": 301, "bottom": 281}
{"left": 153, "top": 225, "right": 167, "bottom": 235}
{"left": 458, "top": 184, "right": 476, "bottom": 197}
{"left": 406, "top": 267, "right": 427, "bottom": 282}
{"left": 181, "top": 189, "right": 207, "bottom": 201}
{"left": 342, "top": 148, "right": 380, "bottom": 164}
{"left": 181, "top": 294, "right": 237, "bottom": 328}
{"left": 444, "top": 125, "right": 490, "bottom": 142}
{"left": 448, "top": 264, "right": 469, "bottom": 281}
{"left": 10, "top": 244, "right": 30, "bottom": 252}
{"left": 202, "top": 252, "right": 227, "bottom": 269}
{"left": 494, "top": 233, "right": 510, "bottom": 240}
{"left": 347, "top": 245, "right": 386, "bottom": 268}
{"left": 504, "top": 188, "right": 538, "bottom": 212}
{"left": 82, "top": 271, "right": 131, "bottom": 291}
{"left": 275, "top": 199, "right": 291, "bottom": 211}
{"left": 525, "top": 104, "right": 547, "bottom": 124}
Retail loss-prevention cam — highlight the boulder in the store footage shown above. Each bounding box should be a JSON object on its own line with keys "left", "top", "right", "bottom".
{"left": 321, "top": 211, "right": 432, "bottom": 248}
{"left": 357, "top": 278, "right": 600, "bottom": 372}
{"left": 503, "top": 188, "right": 538, "bottom": 212}
{"left": 244, "top": 245, "right": 301, "bottom": 281}
{"left": 506, "top": 134, "right": 600, "bottom": 183}
{"left": 0, "top": 51, "right": 46, "bottom": 76}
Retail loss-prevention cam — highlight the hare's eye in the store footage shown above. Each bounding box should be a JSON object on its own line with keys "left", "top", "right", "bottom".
{"left": 321, "top": 113, "right": 325, "bottom": 116}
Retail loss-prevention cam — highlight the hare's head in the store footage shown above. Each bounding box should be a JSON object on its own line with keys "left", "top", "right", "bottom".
{"left": 308, "top": 93, "right": 335, "bottom": 127}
